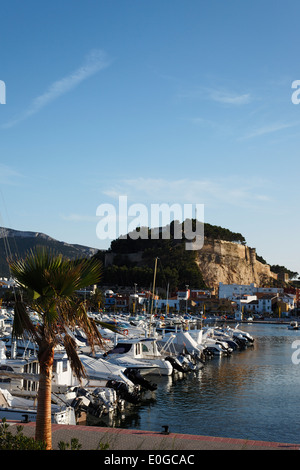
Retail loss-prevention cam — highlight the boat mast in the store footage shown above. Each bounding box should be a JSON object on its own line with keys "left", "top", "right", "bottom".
{"left": 149, "top": 257, "right": 158, "bottom": 336}
{"left": 166, "top": 282, "right": 169, "bottom": 315}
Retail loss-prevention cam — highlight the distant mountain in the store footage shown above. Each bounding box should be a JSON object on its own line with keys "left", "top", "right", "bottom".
{"left": 0, "top": 227, "right": 98, "bottom": 278}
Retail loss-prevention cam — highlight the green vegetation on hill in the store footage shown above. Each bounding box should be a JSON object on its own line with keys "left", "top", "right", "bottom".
{"left": 203, "top": 223, "right": 246, "bottom": 244}
{"left": 268, "top": 264, "right": 298, "bottom": 280}
{"left": 256, "top": 255, "right": 298, "bottom": 280}
{"left": 99, "top": 240, "right": 207, "bottom": 292}
{"left": 109, "top": 221, "right": 246, "bottom": 253}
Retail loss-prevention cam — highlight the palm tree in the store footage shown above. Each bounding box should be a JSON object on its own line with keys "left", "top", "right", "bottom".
{"left": 9, "top": 247, "right": 105, "bottom": 450}
{"left": 85, "top": 287, "right": 105, "bottom": 312}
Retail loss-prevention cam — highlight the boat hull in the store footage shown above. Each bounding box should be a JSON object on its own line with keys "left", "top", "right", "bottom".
{"left": 0, "top": 406, "right": 76, "bottom": 425}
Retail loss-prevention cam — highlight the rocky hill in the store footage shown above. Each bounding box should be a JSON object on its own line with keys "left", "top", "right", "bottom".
{"left": 0, "top": 227, "right": 98, "bottom": 278}
{"left": 104, "top": 238, "right": 282, "bottom": 292}
{"left": 102, "top": 221, "right": 290, "bottom": 292}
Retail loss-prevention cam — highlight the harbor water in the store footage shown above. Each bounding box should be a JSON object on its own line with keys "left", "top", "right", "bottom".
{"left": 107, "top": 323, "right": 300, "bottom": 444}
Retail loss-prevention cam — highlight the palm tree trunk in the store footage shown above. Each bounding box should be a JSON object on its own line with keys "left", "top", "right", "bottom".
{"left": 35, "top": 342, "right": 54, "bottom": 450}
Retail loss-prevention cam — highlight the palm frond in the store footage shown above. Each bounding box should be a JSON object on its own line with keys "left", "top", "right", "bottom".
{"left": 9, "top": 248, "right": 58, "bottom": 296}
{"left": 94, "top": 320, "right": 124, "bottom": 335}
{"left": 9, "top": 247, "right": 102, "bottom": 298}
{"left": 12, "top": 301, "right": 39, "bottom": 343}
{"left": 72, "top": 302, "right": 107, "bottom": 354}
{"left": 63, "top": 334, "right": 86, "bottom": 380}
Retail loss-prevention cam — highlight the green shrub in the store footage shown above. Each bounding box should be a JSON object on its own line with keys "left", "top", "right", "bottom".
{"left": 0, "top": 418, "right": 109, "bottom": 450}
{"left": 0, "top": 418, "right": 47, "bottom": 450}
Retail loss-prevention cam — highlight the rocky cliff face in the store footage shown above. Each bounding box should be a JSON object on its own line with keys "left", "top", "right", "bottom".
{"left": 196, "top": 238, "right": 278, "bottom": 291}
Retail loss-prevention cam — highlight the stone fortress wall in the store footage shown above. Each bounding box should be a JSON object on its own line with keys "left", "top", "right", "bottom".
{"left": 196, "top": 238, "right": 278, "bottom": 290}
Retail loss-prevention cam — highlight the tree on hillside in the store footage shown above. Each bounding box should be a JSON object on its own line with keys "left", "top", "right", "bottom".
{"left": 9, "top": 248, "right": 106, "bottom": 450}
{"left": 270, "top": 264, "right": 299, "bottom": 280}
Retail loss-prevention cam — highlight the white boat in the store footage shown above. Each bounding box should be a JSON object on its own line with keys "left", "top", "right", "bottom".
{"left": 103, "top": 338, "right": 173, "bottom": 376}
{"left": 193, "top": 328, "right": 234, "bottom": 356}
{"left": 157, "top": 330, "right": 206, "bottom": 369}
{"left": 202, "top": 337, "right": 232, "bottom": 356}
{"left": 0, "top": 388, "right": 76, "bottom": 424}
{"left": 70, "top": 385, "right": 124, "bottom": 424}
{"left": 78, "top": 353, "right": 140, "bottom": 387}
{"left": 213, "top": 325, "right": 254, "bottom": 347}
{"left": 231, "top": 325, "right": 254, "bottom": 345}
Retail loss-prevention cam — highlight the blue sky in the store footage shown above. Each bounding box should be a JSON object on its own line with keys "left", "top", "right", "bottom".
{"left": 0, "top": 0, "right": 300, "bottom": 274}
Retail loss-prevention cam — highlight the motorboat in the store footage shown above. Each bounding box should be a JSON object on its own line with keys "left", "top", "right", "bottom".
{"left": 0, "top": 387, "right": 76, "bottom": 425}
{"left": 214, "top": 325, "right": 254, "bottom": 347}
{"left": 103, "top": 338, "right": 173, "bottom": 376}
{"left": 209, "top": 328, "right": 240, "bottom": 351}
{"left": 190, "top": 328, "right": 233, "bottom": 356}
{"left": 157, "top": 330, "right": 206, "bottom": 369}
{"left": 231, "top": 325, "right": 254, "bottom": 345}
{"left": 78, "top": 354, "right": 141, "bottom": 388}
{"left": 69, "top": 386, "right": 124, "bottom": 424}
{"left": 202, "top": 337, "right": 233, "bottom": 356}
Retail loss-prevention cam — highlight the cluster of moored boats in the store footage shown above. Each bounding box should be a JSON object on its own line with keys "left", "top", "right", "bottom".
{"left": 0, "top": 308, "right": 254, "bottom": 427}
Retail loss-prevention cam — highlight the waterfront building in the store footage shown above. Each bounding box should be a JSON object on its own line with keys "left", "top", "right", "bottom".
{"left": 190, "top": 289, "right": 212, "bottom": 300}
{"left": 218, "top": 282, "right": 283, "bottom": 300}
{"left": 177, "top": 289, "right": 190, "bottom": 301}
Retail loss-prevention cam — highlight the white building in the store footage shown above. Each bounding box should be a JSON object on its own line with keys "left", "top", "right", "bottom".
{"left": 218, "top": 282, "right": 283, "bottom": 300}
{"left": 239, "top": 294, "right": 278, "bottom": 315}
{"left": 177, "top": 290, "right": 190, "bottom": 301}
{"left": 219, "top": 283, "right": 256, "bottom": 299}
{"left": 235, "top": 295, "right": 257, "bottom": 311}
{"left": 219, "top": 282, "right": 296, "bottom": 315}
{"left": 280, "top": 294, "right": 296, "bottom": 311}
{"left": 256, "top": 294, "right": 276, "bottom": 314}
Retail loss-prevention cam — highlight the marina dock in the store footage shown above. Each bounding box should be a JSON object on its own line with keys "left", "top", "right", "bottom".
{"left": 8, "top": 422, "right": 300, "bottom": 451}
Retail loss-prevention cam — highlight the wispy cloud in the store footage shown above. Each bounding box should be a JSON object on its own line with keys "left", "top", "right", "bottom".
{"left": 241, "top": 121, "right": 300, "bottom": 140}
{"left": 209, "top": 90, "right": 251, "bottom": 105}
{"left": 178, "top": 86, "right": 252, "bottom": 106}
{"left": 102, "top": 176, "right": 271, "bottom": 209}
{"left": 2, "top": 49, "right": 111, "bottom": 128}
